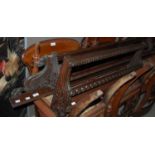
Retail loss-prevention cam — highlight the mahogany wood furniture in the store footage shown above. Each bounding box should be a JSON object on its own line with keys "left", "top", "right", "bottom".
{"left": 10, "top": 37, "right": 155, "bottom": 117}
{"left": 22, "top": 38, "right": 81, "bottom": 73}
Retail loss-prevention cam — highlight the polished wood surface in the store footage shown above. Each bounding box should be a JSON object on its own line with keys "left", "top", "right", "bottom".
{"left": 22, "top": 38, "right": 80, "bottom": 72}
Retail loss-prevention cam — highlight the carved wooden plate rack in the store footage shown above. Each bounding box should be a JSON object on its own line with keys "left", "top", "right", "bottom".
{"left": 10, "top": 37, "right": 155, "bottom": 117}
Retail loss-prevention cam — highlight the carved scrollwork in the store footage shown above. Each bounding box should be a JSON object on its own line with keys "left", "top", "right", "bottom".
{"left": 132, "top": 70, "right": 155, "bottom": 115}
{"left": 103, "top": 63, "right": 153, "bottom": 116}
{"left": 51, "top": 57, "right": 72, "bottom": 116}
